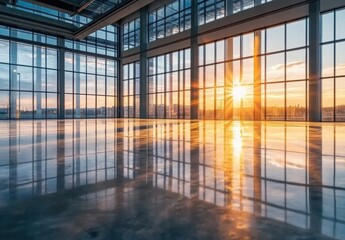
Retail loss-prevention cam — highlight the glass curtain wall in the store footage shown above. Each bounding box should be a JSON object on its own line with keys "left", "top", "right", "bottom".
{"left": 198, "top": 40, "right": 228, "bottom": 120}
{"left": 321, "top": 8, "right": 345, "bottom": 121}
{"left": 148, "top": 0, "right": 191, "bottom": 42}
{"left": 198, "top": 0, "right": 225, "bottom": 26}
{"left": 0, "top": 30, "right": 58, "bottom": 119}
{"left": 123, "top": 62, "right": 140, "bottom": 118}
{"left": 64, "top": 53, "right": 118, "bottom": 118}
{"left": 148, "top": 49, "right": 191, "bottom": 119}
{"left": 261, "top": 18, "right": 309, "bottom": 121}
{"left": 198, "top": 18, "right": 308, "bottom": 121}
{"left": 123, "top": 18, "right": 140, "bottom": 51}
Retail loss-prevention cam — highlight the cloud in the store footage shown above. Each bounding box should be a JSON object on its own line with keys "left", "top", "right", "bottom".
{"left": 271, "top": 61, "right": 304, "bottom": 71}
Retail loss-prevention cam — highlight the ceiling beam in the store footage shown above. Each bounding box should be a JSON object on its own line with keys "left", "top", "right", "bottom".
{"left": 0, "top": 5, "right": 77, "bottom": 38}
{"left": 74, "top": 0, "right": 154, "bottom": 39}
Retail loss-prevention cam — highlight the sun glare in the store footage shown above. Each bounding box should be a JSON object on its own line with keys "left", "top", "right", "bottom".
{"left": 232, "top": 85, "right": 246, "bottom": 100}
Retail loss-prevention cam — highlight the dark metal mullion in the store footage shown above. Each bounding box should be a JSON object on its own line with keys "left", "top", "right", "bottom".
{"left": 214, "top": 43, "right": 217, "bottom": 120}
{"left": 333, "top": 11, "right": 337, "bottom": 121}
{"left": 284, "top": 24, "right": 287, "bottom": 121}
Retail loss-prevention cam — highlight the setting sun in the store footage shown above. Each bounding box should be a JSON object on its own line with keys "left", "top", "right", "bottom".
{"left": 232, "top": 85, "right": 246, "bottom": 100}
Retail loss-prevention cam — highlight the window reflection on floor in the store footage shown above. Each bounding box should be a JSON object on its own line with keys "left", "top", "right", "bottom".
{"left": 0, "top": 119, "right": 344, "bottom": 239}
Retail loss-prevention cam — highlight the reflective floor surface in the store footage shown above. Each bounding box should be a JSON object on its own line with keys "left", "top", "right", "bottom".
{"left": 0, "top": 119, "right": 344, "bottom": 239}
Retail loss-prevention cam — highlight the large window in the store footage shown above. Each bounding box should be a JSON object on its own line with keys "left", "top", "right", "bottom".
{"left": 123, "top": 62, "right": 140, "bottom": 118}
{"left": 0, "top": 36, "right": 58, "bottom": 119}
{"left": 261, "top": 19, "right": 309, "bottom": 121}
{"left": 321, "top": 8, "right": 345, "bottom": 121}
{"left": 64, "top": 53, "right": 118, "bottom": 119}
{"left": 148, "top": 0, "right": 191, "bottom": 42}
{"left": 123, "top": 18, "right": 140, "bottom": 51}
{"left": 198, "top": 0, "right": 225, "bottom": 25}
{"left": 198, "top": 40, "right": 227, "bottom": 119}
{"left": 198, "top": 18, "right": 308, "bottom": 121}
{"left": 0, "top": 17, "right": 118, "bottom": 120}
{"left": 148, "top": 48, "right": 191, "bottom": 119}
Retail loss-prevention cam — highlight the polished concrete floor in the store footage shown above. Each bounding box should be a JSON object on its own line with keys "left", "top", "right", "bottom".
{"left": 0, "top": 119, "right": 344, "bottom": 239}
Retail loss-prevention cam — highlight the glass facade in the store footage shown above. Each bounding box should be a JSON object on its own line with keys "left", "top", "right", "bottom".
{"left": 123, "top": 18, "right": 140, "bottom": 51}
{"left": 198, "top": 40, "right": 227, "bottom": 119}
{"left": 261, "top": 18, "right": 309, "bottom": 121}
{"left": 123, "top": 62, "right": 140, "bottom": 118}
{"left": 0, "top": 31, "right": 58, "bottom": 119}
{"left": 198, "top": 18, "right": 308, "bottom": 121}
{"left": 148, "top": 0, "right": 191, "bottom": 42}
{"left": 0, "top": 0, "right": 345, "bottom": 122}
{"left": 198, "top": 0, "right": 225, "bottom": 25}
{"left": 148, "top": 49, "right": 191, "bottom": 119}
{"left": 321, "top": 8, "right": 345, "bottom": 121}
{"left": 64, "top": 53, "right": 118, "bottom": 118}
{"left": 0, "top": 2, "right": 118, "bottom": 120}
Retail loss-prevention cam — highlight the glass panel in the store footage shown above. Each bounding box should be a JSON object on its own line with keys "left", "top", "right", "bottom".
{"left": 242, "top": 58, "right": 254, "bottom": 84}
{"left": 87, "top": 95, "right": 96, "bottom": 118}
{"left": 65, "top": 94, "right": 73, "bottom": 118}
{"left": 322, "top": 44, "right": 334, "bottom": 78}
{"left": 47, "top": 69, "right": 57, "bottom": 92}
{"left": 336, "top": 9, "right": 345, "bottom": 40}
{"left": 286, "top": 19, "right": 306, "bottom": 49}
{"left": 216, "top": 40, "right": 225, "bottom": 62}
{"left": 266, "top": 53, "right": 285, "bottom": 82}
{"left": 0, "top": 91, "right": 9, "bottom": 119}
{"left": 205, "top": 88, "right": 214, "bottom": 119}
{"left": 336, "top": 77, "right": 345, "bottom": 121}
{"left": 242, "top": 33, "right": 254, "bottom": 57}
{"left": 286, "top": 81, "right": 306, "bottom": 121}
{"left": 205, "top": 65, "right": 215, "bottom": 88}
{"left": 286, "top": 49, "right": 306, "bottom": 80}
{"left": 19, "top": 91, "right": 33, "bottom": 119}
{"left": 322, "top": 12, "right": 334, "bottom": 43}
{"left": 0, "top": 40, "right": 9, "bottom": 63}
{"left": 97, "top": 96, "right": 106, "bottom": 117}
{"left": 322, "top": 78, "right": 334, "bottom": 121}
{"left": 266, "top": 25, "right": 285, "bottom": 53}
{"left": 336, "top": 42, "right": 345, "bottom": 76}
{"left": 0, "top": 64, "right": 9, "bottom": 90}
{"left": 34, "top": 92, "right": 45, "bottom": 119}
{"left": 266, "top": 83, "right": 285, "bottom": 120}
{"left": 205, "top": 42, "right": 215, "bottom": 64}
{"left": 46, "top": 93, "right": 57, "bottom": 118}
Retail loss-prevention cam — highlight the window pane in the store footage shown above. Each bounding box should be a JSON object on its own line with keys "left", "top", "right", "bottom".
{"left": 0, "top": 91, "right": 9, "bottom": 119}
{"left": 266, "top": 53, "right": 284, "bottom": 82}
{"left": 0, "top": 40, "right": 9, "bottom": 63}
{"left": 286, "top": 49, "right": 306, "bottom": 80}
{"left": 322, "top": 12, "right": 334, "bottom": 43}
{"left": 0, "top": 64, "right": 9, "bottom": 90}
{"left": 287, "top": 19, "right": 306, "bottom": 49}
{"left": 322, "top": 44, "right": 334, "bottom": 77}
{"left": 336, "top": 77, "right": 345, "bottom": 121}
{"left": 242, "top": 33, "right": 254, "bottom": 57}
{"left": 322, "top": 78, "right": 334, "bottom": 121}
{"left": 266, "top": 83, "right": 285, "bottom": 120}
{"left": 336, "top": 9, "right": 345, "bottom": 40}
{"left": 266, "top": 25, "right": 285, "bottom": 53}
{"left": 286, "top": 81, "right": 306, "bottom": 120}
{"left": 336, "top": 42, "right": 345, "bottom": 76}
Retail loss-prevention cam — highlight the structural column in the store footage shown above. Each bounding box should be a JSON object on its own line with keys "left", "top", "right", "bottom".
{"left": 140, "top": 7, "right": 148, "bottom": 119}
{"left": 190, "top": 0, "right": 199, "bottom": 119}
{"left": 254, "top": 31, "right": 262, "bottom": 121}
{"left": 57, "top": 37, "right": 65, "bottom": 119}
{"left": 309, "top": 0, "right": 321, "bottom": 121}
